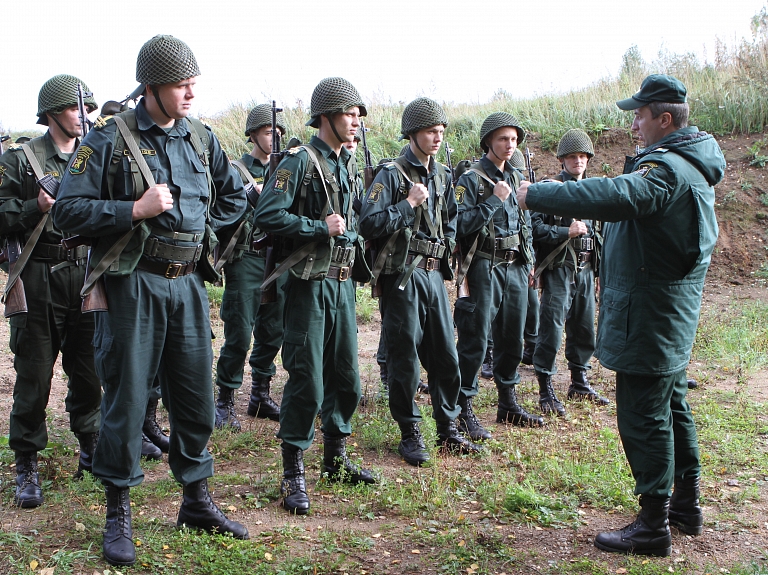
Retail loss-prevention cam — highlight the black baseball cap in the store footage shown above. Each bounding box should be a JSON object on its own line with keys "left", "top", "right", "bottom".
{"left": 616, "top": 74, "right": 687, "bottom": 110}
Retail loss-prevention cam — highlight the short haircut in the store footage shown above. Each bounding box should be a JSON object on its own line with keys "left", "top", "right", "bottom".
{"left": 648, "top": 102, "right": 689, "bottom": 129}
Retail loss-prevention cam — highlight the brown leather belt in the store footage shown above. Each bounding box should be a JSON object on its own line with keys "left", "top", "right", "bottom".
{"left": 137, "top": 258, "right": 197, "bottom": 279}
{"left": 477, "top": 247, "right": 521, "bottom": 263}
{"left": 406, "top": 254, "right": 441, "bottom": 272}
{"left": 326, "top": 265, "right": 351, "bottom": 281}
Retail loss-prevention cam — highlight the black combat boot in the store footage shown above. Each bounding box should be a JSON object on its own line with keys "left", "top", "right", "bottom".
{"left": 537, "top": 372, "right": 566, "bottom": 417}
{"left": 686, "top": 378, "right": 698, "bottom": 390}
{"left": 14, "top": 451, "right": 44, "bottom": 508}
{"left": 214, "top": 386, "right": 241, "bottom": 431}
{"left": 281, "top": 444, "right": 310, "bottom": 514}
{"left": 457, "top": 397, "right": 491, "bottom": 441}
{"left": 141, "top": 433, "right": 162, "bottom": 461}
{"left": 496, "top": 386, "right": 544, "bottom": 427}
{"left": 143, "top": 397, "right": 170, "bottom": 452}
{"left": 246, "top": 377, "right": 280, "bottom": 421}
{"left": 376, "top": 362, "right": 389, "bottom": 402}
{"left": 521, "top": 341, "right": 535, "bottom": 366}
{"left": 436, "top": 420, "right": 484, "bottom": 454}
{"left": 594, "top": 495, "right": 672, "bottom": 556}
{"left": 417, "top": 379, "right": 429, "bottom": 394}
{"left": 668, "top": 476, "right": 703, "bottom": 535}
{"left": 75, "top": 432, "right": 99, "bottom": 479}
{"left": 397, "top": 422, "right": 430, "bottom": 466}
{"left": 322, "top": 433, "right": 376, "bottom": 484}
{"left": 177, "top": 478, "right": 249, "bottom": 539}
{"left": 103, "top": 485, "right": 135, "bottom": 566}
{"left": 567, "top": 368, "right": 610, "bottom": 405}
{"left": 480, "top": 346, "right": 493, "bottom": 379}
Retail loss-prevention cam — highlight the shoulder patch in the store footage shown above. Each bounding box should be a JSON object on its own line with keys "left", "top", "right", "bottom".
{"left": 0, "top": 165, "right": 5, "bottom": 186}
{"left": 273, "top": 168, "right": 292, "bottom": 193}
{"left": 455, "top": 185, "right": 466, "bottom": 204}
{"left": 367, "top": 182, "right": 384, "bottom": 204}
{"left": 632, "top": 162, "right": 658, "bottom": 179}
{"left": 69, "top": 145, "right": 94, "bottom": 175}
{"left": 94, "top": 115, "right": 113, "bottom": 130}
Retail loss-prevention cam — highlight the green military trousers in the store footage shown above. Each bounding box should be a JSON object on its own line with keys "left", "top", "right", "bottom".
{"left": 379, "top": 267, "right": 461, "bottom": 424}
{"left": 216, "top": 251, "right": 285, "bottom": 389}
{"left": 615, "top": 369, "right": 700, "bottom": 497}
{"left": 455, "top": 258, "right": 529, "bottom": 397}
{"left": 533, "top": 264, "right": 595, "bottom": 375}
{"left": 92, "top": 269, "right": 215, "bottom": 488}
{"left": 277, "top": 275, "right": 360, "bottom": 451}
{"left": 9, "top": 260, "right": 101, "bottom": 452}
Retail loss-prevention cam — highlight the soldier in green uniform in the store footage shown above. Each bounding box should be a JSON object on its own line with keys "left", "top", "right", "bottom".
{"left": 254, "top": 77, "right": 376, "bottom": 515}
{"left": 531, "top": 129, "right": 609, "bottom": 416}
{"left": 0, "top": 75, "right": 102, "bottom": 508}
{"left": 518, "top": 75, "right": 723, "bottom": 556}
{"left": 53, "top": 35, "right": 249, "bottom": 566}
{"left": 214, "top": 104, "right": 286, "bottom": 429}
{"left": 359, "top": 97, "right": 482, "bottom": 465}
{"left": 454, "top": 113, "right": 541, "bottom": 439}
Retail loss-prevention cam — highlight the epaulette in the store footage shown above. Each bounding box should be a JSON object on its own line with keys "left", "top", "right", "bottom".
{"left": 286, "top": 146, "right": 302, "bottom": 155}
{"left": 7, "top": 143, "right": 22, "bottom": 151}
{"left": 656, "top": 147, "right": 669, "bottom": 153}
{"left": 94, "top": 115, "right": 114, "bottom": 130}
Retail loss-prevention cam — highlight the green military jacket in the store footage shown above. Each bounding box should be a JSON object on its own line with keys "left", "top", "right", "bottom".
{"left": 254, "top": 135, "right": 358, "bottom": 279}
{"left": 531, "top": 170, "right": 599, "bottom": 272}
{"left": 52, "top": 100, "right": 246, "bottom": 272}
{"left": 454, "top": 154, "right": 532, "bottom": 265}
{"left": 526, "top": 127, "right": 724, "bottom": 376}
{"left": 0, "top": 132, "right": 73, "bottom": 244}
{"left": 358, "top": 147, "right": 456, "bottom": 277}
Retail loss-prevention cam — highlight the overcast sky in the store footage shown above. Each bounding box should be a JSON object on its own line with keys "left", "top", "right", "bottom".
{"left": 2, "top": 0, "right": 765, "bottom": 132}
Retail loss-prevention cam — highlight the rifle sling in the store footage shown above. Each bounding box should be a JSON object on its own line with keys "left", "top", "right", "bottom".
{"left": 3, "top": 143, "right": 55, "bottom": 299}
{"left": 80, "top": 116, "right": 157, "bottom": 297}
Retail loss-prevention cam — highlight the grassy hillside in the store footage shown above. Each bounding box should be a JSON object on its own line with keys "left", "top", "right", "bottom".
{"left": 205, "top": 7, "right": 768, "bottom": 165}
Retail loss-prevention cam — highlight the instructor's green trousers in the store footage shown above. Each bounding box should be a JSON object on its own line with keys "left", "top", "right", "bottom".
{"left": 615, "top": 369, "right": 700, "bottom": 497}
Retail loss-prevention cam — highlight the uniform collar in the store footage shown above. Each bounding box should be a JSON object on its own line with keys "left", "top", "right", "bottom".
{"left": 239, "top": 153, "right": 267, "bottom": 169}
{"left": 309, "top": 135, "right": 350, "bottom": 163}
{"left": 41, "top": 131, "right": 75, "bottom": 162}
{"left": 403, "top": 146, "right": 438, "bottom": 176}
{"left": 134, "top": 99, "right": 189, "bottom": 136}
{"left": 480, "top": 155, "right": 513, "bottom": 179}
{"left": 558, "top": 170, "right": 579, "bottom": 182}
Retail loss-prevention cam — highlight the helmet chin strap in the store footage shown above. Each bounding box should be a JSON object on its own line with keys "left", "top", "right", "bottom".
{"left": 325, "top": 113, "right": 346, "bottom": 147}
{"left": 150, "top": 85, "right": 172, "bottom": 120}
{"left": 412, "top": 136, "right": 428, "bottom": 157}
{"left": 489, "top": 140, "right": 506, "bottom": 164}
{"left": 253, "top": 136, "right": 270, "bottom": 157}
{"left": 49, "top": 113, "right": 79, "bottom": 140}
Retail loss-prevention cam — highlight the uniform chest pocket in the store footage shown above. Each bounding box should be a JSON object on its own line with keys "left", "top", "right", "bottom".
{"left": 122, "top": 152, "right": 162, "bottom": 193}
{"left": 599, "top": 287, "right": 630, "bottom": 355}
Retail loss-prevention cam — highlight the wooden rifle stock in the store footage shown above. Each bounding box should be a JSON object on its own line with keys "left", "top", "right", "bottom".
{"left": 3, "top": 261, "right": 27, "bottom": 317}
{"left": 3, "top": 238, "right": 28, "bottom": 317}
{"left": 81, "top": 274, "right": 108, "bottom": 313}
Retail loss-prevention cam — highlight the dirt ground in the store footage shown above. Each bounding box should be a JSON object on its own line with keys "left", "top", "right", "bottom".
{"left": 1, "top": 131, "right": 767, "bottom": 574}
